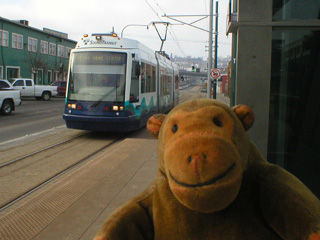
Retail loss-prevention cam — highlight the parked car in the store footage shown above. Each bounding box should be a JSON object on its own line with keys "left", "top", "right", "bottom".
{"left": 0, "top": 79, "right": 22, "bottom": 115}
{"left": 0, "top": 79, "right": 14, "bottom": 90}
{"left": 51, "top": 81, "right": 66, "bottom": 96}
{"left": 11, "top": 78, "right": 58, "bottom": 101}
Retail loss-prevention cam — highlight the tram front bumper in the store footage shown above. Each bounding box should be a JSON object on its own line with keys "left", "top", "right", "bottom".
{"left": 62, "top": 114, "right": 141, "bottom": 132}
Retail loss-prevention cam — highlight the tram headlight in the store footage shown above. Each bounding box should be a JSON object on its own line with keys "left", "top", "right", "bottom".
{"left": 112, "top": 105, "right": 124, "bottom": 111}
{"left": 67, "top": 103, "right": 83, "bottom": 110}
{"left": 67, "top": 103, "right": 77, "bottom": 109}
{"left": 96, "top": 35, "right": 102, "bottom": 40}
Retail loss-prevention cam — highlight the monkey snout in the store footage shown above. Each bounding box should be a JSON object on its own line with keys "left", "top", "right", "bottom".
{"left": 187, "top": 153, "right": 208, "bottom": 181}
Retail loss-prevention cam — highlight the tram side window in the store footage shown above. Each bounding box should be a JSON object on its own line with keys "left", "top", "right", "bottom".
{"left": 151, "top": 66, "right": 156, "bottom": 92}
{"left": 175, "top": 75, "right": 179, "bottom": 90}
{"left": 146, "top": 65, "right": 151, "bottom": 92}
{"left": 130, "top": 61, "right": 140, "bottom": 103}
{"left": 168, "top": 75, "right": 173, "bottom": 93}
{"left": 141, "top": 63, "right": 156, "bottom": 93}
{"left": 161, "top": 75, "right": 170, "bottom": 95}
{"left": 141, "top": 62, "right": 146, "bottom": 94}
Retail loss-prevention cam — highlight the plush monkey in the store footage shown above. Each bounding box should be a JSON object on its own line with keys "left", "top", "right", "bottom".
{"left": 94, "top": 99, "right": 320, "bottom": 240}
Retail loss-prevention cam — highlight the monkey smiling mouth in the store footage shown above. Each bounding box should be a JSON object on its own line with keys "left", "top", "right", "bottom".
{"left": 170, "top": 163, "right": 236, "bottom": 188}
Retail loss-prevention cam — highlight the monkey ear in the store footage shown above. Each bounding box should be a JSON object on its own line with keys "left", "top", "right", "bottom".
{"left": 147, "top": 114, "right": 166, "bottom": 139}
{"left": 232, "top": 105, "right": 255, "bottom": 131}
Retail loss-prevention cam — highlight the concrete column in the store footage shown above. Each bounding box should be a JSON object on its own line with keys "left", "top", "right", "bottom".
{"left": 235, "top": 0, "right": 273, "bottom": 157}
{"left": 236, "top": 26, "right": 272, "bottom": 157}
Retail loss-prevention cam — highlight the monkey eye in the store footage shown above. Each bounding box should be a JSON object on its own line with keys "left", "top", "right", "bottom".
{"left": 172, "top": 124, "right": 178, "bottom": 133}
{"left": 213, "top": 118, "right": 223, "bottom": 127}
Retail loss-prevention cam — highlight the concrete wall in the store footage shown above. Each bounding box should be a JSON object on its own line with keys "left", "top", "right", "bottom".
{"left": 238, "top": 0, "right": 272, "bottom": 22}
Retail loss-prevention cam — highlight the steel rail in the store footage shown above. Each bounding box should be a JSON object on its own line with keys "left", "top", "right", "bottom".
{"left": 0, "top": 132, "right": 89, "bottom": 169}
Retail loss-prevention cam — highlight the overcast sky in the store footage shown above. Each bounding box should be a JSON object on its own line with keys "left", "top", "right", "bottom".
{"left": 1, "top": 0, "right": 232, "bottom": 59}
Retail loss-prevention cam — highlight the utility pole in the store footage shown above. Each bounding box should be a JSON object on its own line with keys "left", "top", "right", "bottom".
{"left": 214, "top": 1, "right": 218, "bottom": 69}
{"left": 213, "top": 1, "right": 219, "bottom": 99}
{"left": 207, "top": 0, "right": 214, "bottom": 99}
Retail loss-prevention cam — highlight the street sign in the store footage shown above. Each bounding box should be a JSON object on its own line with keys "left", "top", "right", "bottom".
{"left": 210, "top": 68, "right": 221, "bottom": 79}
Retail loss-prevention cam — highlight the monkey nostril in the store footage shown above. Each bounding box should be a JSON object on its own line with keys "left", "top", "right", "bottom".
{"left": 188, "top": 154, "right": 206, "bottom": 164}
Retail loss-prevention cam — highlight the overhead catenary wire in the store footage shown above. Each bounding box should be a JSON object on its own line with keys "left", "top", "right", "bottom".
{"left": 144, "top": 0, "right": 187, "bottom": 57}
{"left": 144, "top": 0, "right": 161, "bottom": 18}
{"left": 152, "top": 0, "right": 166, "bottom": 16}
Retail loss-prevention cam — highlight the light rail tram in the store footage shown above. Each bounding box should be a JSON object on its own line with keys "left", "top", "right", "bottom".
{"left": 63, "top": 33, "right": 179, "bottom": 132}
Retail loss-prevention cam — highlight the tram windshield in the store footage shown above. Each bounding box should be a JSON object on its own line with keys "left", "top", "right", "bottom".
{"left": 67, "top": 51, "right": 127, "bottom": 102}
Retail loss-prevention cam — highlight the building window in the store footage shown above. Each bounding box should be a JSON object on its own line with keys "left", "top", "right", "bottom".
{"left": 58, "top": 45, "right": 65, "bottom": 57}
{"left": 28, "top": 37, "right": 38, "bottom": 52}
{"left": 6, "top": 67, "right": 20, "bottom": 80}
{"left": 47, "top": 70, "right": 53, "bottom": 83}
{"left": 0, "top": 30, "right": 9, "bottom": 47}
{"left": 54, "top": 71, "right": 59, "bottom": 81}
{"left": 12, "top": 33, "right": 23, "bottom": 49}
{"left": 49, "top": 43, "right": 56, "bottom": 56}
{"left": 40, "top": 40, "right": 48, "bottom": 54}
{"left": 269, "top": 29, "right": 320, "bottom": 198}
{"left": 273, "top": 0, "right": 320, "bottom": 21}
{"left": 66, "top": 47, "right": 72, "bottom": 58}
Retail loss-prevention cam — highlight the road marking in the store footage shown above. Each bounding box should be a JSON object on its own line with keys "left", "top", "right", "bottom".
{"left": 0, "top": 125, "right": 66, "bottom": 147}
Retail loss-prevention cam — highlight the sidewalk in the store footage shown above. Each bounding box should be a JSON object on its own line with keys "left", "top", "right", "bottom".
{"left": 216, "top": 92, "right": 231, "bottom": 106}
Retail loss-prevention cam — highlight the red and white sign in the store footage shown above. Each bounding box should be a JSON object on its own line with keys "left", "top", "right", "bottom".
{"left": 210, "top": 68, "right": 221, "bottom": 79}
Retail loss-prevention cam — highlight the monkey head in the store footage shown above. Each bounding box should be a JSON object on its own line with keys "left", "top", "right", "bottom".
{"left": 147, "top": 99, "right": 254, "bottom": 213}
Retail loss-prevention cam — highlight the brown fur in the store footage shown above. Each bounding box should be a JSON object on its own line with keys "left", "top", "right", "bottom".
{"left": 94, "top": 99, "right": 320, "bottom": 240}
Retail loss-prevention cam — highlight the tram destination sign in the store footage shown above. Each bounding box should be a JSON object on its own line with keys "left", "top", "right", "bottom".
{"left": 74, "top": 52, "right": 127, "bottom": 65}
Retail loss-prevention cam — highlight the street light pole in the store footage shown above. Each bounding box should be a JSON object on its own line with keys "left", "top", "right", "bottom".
{"left": 207, "top": 0, "right": 214, "bottom": 99}
{"left": 121, "top": 24, "right": 149, "bottom": 38}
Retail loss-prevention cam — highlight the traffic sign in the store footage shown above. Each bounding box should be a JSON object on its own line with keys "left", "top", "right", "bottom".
{"left": 210, "top": 68, "right": 221, "bottom": 79}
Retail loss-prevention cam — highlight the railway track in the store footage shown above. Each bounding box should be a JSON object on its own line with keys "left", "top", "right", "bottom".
{"left": 0, "top": 132, "right": 89, "bottom": 169}
{"left": 0, "top": 132, "right": 124, "bottom": 212}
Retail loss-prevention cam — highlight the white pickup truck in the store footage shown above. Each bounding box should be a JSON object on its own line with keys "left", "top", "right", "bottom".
{"left": 0, "top": 79, "right": 22, "bottom": 115}
{"left": 11, "top": 78, "right": 58, "bottom": 101}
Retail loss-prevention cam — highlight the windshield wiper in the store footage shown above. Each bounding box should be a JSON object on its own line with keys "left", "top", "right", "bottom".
{"left": 90, "top": 87, "right": 117, "bottom": 108}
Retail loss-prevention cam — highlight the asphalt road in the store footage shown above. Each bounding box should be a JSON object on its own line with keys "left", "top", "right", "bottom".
{"left": 0, "top": 97, "right": 66, "bottom": 144}
{"left": 0, "top": 86, "right": 209, "bottom": 145}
